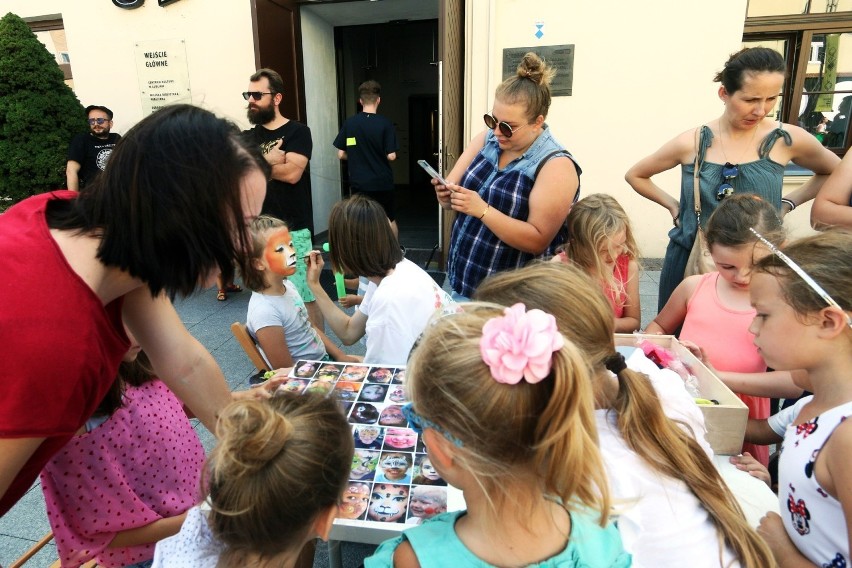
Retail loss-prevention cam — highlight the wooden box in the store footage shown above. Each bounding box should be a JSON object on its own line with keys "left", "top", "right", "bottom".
{"left": 614, "top": 334, "right": 748, "bottom": 455}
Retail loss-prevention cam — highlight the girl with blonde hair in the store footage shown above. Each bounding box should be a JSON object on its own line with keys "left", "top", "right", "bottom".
{"left": 367, "top": 303, "right": 628, "bottom": 567}
{"left": 153, "top": 393, "right": 354, "bottom": 567}
{"left": 475, "top": 262, "right": 776, "bottom": 567}
{"left": 555, "top": 193, "right": 641, "bottom": 331}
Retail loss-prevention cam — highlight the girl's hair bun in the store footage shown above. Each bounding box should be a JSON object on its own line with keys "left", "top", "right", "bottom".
{"left": 215, "top": 399, "right": 292, "bottom": 477}
{"left": 516, "top": 52, "right": 555, "bottom": 87}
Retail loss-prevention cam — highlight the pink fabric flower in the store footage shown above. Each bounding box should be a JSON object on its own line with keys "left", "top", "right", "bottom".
{"left": 479, "top": 303, "right": 565, "bottom": 384}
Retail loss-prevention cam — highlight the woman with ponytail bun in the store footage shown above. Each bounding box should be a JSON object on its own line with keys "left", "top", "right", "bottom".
{"left": 474, "top": 262, "right": 776, "bottom": 567}
{"left": 428, "top": 52, "right": 582, "bottom": 300}
{"left": 153, "top": 392, "right": 354, "bottom": 567}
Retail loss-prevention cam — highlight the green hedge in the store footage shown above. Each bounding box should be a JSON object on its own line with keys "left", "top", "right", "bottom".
{"left": 0, "top": 12, "right": 87, "bottom": 208}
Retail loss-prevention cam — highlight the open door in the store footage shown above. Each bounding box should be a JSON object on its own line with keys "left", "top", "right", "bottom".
{"left": 439, "top": 0, "right": 464, "bottom": 268}
{"left": 250, "top": 0, "right": 307, "bottom": 123}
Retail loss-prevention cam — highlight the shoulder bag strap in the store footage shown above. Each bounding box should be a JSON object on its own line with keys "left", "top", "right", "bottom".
{"left": 693, "top": 126, "right": 703, "bottom": 227}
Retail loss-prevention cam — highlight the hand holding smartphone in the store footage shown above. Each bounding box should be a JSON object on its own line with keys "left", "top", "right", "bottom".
{"left": 417, "top": 160, "right": 451, "bottom": 188}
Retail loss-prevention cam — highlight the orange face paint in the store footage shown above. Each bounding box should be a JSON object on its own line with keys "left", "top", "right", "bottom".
{"left": 264, "top": 227, "right": 297, "bottom": 276}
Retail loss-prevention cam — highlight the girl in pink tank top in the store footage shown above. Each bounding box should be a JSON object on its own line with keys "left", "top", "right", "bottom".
{"left": 646, "top": 194, "right": 805, "bottom": 466}
{"left": 554, "top": 193, "right": 641, "bottom": 332}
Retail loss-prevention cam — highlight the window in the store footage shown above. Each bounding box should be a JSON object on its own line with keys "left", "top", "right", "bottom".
{"left": 744, "top": 2, "right": 852, "bottom": 155}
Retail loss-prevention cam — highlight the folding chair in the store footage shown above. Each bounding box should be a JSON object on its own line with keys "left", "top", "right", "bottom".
{"left": 230, "top": 322, "right": 269, "bottom": 373}
{"left": 10, "top": 532, "right": 96, "bottom": 567}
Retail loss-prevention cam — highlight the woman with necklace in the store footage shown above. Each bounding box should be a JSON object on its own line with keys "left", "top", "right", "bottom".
{"left": 626, "top": 47, "right": 839, "bottom": 310}
{"left": 427, "top": 52, "right": 581, "bottom": 300}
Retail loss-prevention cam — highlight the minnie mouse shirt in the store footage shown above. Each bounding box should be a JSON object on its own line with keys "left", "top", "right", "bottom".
{"left": 778, "top": 401, "right": 852, "bottom": 567}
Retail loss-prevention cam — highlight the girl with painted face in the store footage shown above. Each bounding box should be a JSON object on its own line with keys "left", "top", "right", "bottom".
{"left": 338, "top": 482, "right": 371, "bottom": 520}
{"left": 359, "top": 383, "right": 389, "bottom": 403}
{"left": 406, "top": 486, "right": 447, "bottom": 525}
{"left": 244, "top": 216, "right": 361, "bottom": 370}
{"left": 368, "top": 368, "right": 394, "bottom": 384}
{"left": 375, "top": 452, "right": 413, "bottom": 484}
{"left": 412, "top": 454, "right": 445, "bottom": 486}
{"left": 349, "top": 449, "right": 380, "bottom": 481}
{"left": 383, "top": 428, "right": 417, "bottom": 452}
{"left": 353, "top": 425, "right": 384, "bottom": 449}
{"left": 388, "top": 385, "right": 406, "bottom": 404}
{"left": 367, "top": 484, "right": 409, "bottom": 523}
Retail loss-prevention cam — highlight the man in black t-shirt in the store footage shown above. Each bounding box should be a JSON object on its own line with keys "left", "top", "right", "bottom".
{"left": 66, "top": 105, "right": 121, "bottom": 191}
{"left": 333, "top": 80, "right": 400, "bottom": 235}
{"left": 241, "top": 68, "right": 321, "bottom": 327}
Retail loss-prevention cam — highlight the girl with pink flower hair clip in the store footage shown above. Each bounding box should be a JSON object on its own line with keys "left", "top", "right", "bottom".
{"left": 366, "top": 303, "right": 630, "bottom": 568}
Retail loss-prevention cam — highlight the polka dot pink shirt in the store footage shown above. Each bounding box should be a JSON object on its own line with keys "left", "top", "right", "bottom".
{"left": 40, "top": 379, "right": 204, "bottom": 568}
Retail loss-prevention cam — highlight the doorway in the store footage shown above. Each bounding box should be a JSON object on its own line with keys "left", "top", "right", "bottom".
{"left": 334, "top": 19, "right": 440, "bottom": 252}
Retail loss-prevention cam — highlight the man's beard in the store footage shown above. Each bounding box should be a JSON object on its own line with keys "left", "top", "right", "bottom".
{"left": 247, "top": 104, "right": 275, "bottom": 125}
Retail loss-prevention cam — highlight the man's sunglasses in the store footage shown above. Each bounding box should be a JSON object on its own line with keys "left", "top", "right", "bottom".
{"left": 749, "top": 228, "right": 852, "bottom": 328}
{"left": 242, "top": 91, "right": 274, "bottom": 101}
{"left": 87, "top": 118, "right": 110, "bottom": 125}
{"left": 717, "top": 162, "right": 738, "bottom": 201}
{"left": 483, "top": 113, "right": 527, "bottom": 139}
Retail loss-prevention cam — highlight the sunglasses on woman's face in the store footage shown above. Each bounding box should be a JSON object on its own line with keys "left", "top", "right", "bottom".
{"left": 716, "top": 162, "right": 738, "bottom": 201}
{"left": 483, "top": 113, "right": 527, "bottom": 138}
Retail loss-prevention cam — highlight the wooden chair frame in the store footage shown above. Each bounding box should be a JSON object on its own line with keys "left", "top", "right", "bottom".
{"left": 230, "top": 322, "right": 269, "bottom": 372}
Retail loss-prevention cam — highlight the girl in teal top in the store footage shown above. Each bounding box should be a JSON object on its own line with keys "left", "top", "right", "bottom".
{"left": 365, "top": 303, "right": 630, "bottom": 568}
{"left": 626, "top": 47, "right": 838, "bottom": 311}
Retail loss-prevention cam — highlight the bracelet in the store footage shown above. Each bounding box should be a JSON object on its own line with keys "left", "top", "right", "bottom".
{"left": 781, "top": 198, "right": 796, "bottom": 211}
{"left": 479, "top": 205, "right": 490, "bottom": 220}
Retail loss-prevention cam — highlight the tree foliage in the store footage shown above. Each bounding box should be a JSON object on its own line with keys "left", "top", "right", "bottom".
{"left": 0, "top": 12, "right": 87, "bottom": 205}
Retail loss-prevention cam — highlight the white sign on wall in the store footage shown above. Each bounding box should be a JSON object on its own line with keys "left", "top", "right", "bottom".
{"left": 135, "top": 39, "right": 192, "bottom": 116}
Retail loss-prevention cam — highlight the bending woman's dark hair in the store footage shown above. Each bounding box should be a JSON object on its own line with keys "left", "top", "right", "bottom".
{"left": 47, "top": 104, "right": 266, "bottom": 298}
{"left": 474, "top": 262, "right": 776, "bottom": 567}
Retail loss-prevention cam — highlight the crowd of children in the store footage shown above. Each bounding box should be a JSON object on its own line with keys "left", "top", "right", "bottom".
{"left": 6, "top": 53, "right": 852, "bottom": 568}
{"left": 12, "top": 186, "right": 847, "bottom": 568}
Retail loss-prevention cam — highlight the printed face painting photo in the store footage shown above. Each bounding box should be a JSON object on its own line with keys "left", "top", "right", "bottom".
{"left": 358, "top": 383, "right": 389, "bottom": 403}
{"left": 387, "top": 384, "right": 407, "bottom": 403}
{"left": 368, "top": 483, "right": 410, "bottom": 523}
{"left": 412, "top": 454, "right": 445, "bottom": 485}
{"left": 305, "top": 380, "right": 333, "bottom": 395}
{"left": 392, "top": 369, "right": 406, "bottom": 384}
{"left": 339, "top": 482, "right": 371, "bottom": 520}
{"left": 334, "top": 381, "right": 363, "bottom": 401}
{"left": 275, "top": 378, "right": 309, "bottom": 395}
{"left": 383, "top": 428, "right": 417, "bottom": 452}
{"left": 375, "top": 451, "right": 413, "bottom": 484}
{"left": 349, "top": 403, "right": 380, "bottom": 424}
{"left": 406, "top": 486, "right": 447, "bottom": 525}
{"left": 316, "top": 363, "right": 344, "bottom": 381}
{"left": 350, "top": 449, "right": 380, "bottom": 481}
{"left": 294, "top": 360, "right": 318, "bottom": 378}
{"left": 353, "top": 425, "right": 384, "bottom": 449}
{"left": 378, "top": 404, "right": 407, "bottom": 427}
{"left": 341, "top": 364, "right": 370, "bottom": 382}
{"left": 368, "top": 367, "right": 394, "bottom": 384}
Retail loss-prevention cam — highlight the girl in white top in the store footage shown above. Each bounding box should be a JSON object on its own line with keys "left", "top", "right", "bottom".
{"left": 749, "top": 230, "right": 852, "bottom": 567}
{"left": 475, "top": 261, "right": 775, "bottom": 568}
{"left": 306, "top": 194, "right": 457, "bottom": 365}
{"left": 153, "top": 392, "right": 354, "bottom": 567}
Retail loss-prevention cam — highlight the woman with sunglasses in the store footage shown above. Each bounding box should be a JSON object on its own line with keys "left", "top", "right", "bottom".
{"left": 626, "top": 46, "right": 838, "bottom": 311}
{"left": 429, "top": 52, "right": 581, "bottom": 300}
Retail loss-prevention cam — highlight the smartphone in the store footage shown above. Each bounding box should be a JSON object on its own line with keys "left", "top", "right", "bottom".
{"left": 417, "top": 159, "right": 449, "bottom": 187}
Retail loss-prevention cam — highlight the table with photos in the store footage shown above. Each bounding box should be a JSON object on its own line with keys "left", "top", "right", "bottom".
{"left": 284, "top": 359, "right": 778, "bottom": 567}
{"left": 283, "top": 360, "right": 465, "bottom": 564}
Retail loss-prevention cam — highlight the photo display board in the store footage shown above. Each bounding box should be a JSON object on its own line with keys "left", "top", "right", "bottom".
{"left": 286, "top": 360, "right": 448, "bottom": 526}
